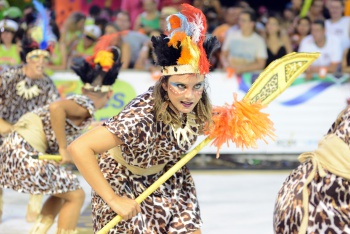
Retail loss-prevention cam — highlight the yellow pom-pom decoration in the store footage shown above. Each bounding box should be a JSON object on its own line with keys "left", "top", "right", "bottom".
{"left": 30, "top": 26, "right": 43, "bottom": 44}
{"left": 94, "top": 50, "right": 114, "bottom": 70}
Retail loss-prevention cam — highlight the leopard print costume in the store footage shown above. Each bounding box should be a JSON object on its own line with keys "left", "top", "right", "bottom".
{"left": 273, "top": 106, "right": 350, "bottom": 233}
{"left": 92, "top": 87, "right": 203, "bottom": 233}
{"left": 0, "top": 66, "right": 59, "bottom": 145}
{"left": 0, "top": 95, "right": 94, "bottom": 195}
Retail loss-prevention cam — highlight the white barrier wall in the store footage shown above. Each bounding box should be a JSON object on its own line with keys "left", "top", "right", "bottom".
{"left": 52, "top": 70, "right": 350, "bottom": 154}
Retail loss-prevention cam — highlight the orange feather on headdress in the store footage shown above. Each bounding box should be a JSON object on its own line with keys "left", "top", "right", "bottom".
{"left": 167, "top": 31, "right": 186, "bottom": 48}
{"left": 180, "top": 3, "right": 210, "bottom": 74}
{"left": 168, "top": 15, "right": 182, "bottom": 31}
{"left": 85, "top": 32, "right": 125, "bottom": 71}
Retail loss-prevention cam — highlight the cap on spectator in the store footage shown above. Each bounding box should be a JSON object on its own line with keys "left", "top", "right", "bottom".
{"left": 3, "top": 6, "right": 22, "bottom": 19}
{"left": 84, "top": 24, "right": 101, "bottom": 41}
{"left": 0, "top": 19, "right": 18, "bottom": 32}
{"left": 0, "top": 0, "right": 9, "bottom": 8}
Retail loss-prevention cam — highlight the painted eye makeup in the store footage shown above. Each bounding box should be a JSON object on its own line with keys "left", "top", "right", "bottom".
{"left": 30, "top": 55, "right": 39, "bottom": 61}
{"left": 169, "top": 82, "right": 186, "bottom": 95}
{"left": 170, "top": 82, "right": 185, "bottom": 89}
{"left": 194, "top": 82, "right": 204, "bottom": 90}
{"left": 168, "top": 81, "right": 204, "bottom": 96}
{"left": 30, "top": 55, "right": 50, "bottom": 63}
{"left": 43, "top": 56, "right": 50, "bottom": 63}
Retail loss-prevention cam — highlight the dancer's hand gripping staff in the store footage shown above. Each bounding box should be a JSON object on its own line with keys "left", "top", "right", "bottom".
{"left": 97, "top": 52, "right": 320, "bottom": 234}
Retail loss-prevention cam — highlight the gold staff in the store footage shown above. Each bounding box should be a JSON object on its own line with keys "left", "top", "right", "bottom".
{"left": 31, "top": 154, "right": 62, "bottom": 161}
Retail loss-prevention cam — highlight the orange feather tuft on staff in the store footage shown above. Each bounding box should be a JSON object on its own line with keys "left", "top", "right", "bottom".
{"left": 206, "top": 94, "right": 275, "bottom": 158}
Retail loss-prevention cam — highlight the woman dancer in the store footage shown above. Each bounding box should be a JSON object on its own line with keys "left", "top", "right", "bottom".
{"left": 0, "top": 22, "right": 60, "bottom": 222}
{"left": 69, "top": 4, "right": 220, "bottom": 233}
{"left": 274, "top": 105, "right": 350, "bottom": 233}
{"left": 0, "top": 37, "right": 122, "bottom": 233}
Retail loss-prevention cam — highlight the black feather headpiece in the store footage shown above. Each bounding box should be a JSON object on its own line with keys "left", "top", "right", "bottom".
{"left": 70, "top": 34, "right": 122, "bottom": 92}
{"left": 151, "top": 3, "right": 220, "bottom": 76}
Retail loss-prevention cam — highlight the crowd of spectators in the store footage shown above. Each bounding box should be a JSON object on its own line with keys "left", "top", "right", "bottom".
{"left": 1, "top": 0, "right": 350, "bottom": 79}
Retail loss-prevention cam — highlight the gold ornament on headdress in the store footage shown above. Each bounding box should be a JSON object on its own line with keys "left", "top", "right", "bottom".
{"left": 161, "top": 64, "right": 197, "bottom": 76}
{"left": 16, "top": 80, "right": 41, "bottom": 100}
{"left": 83, "top": 83, "right": 112, "bottom": 93}
{"left": 26, "top": 49, "right": 50, "bottom": 60}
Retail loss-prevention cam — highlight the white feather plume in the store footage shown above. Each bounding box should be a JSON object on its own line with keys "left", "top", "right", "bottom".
{"left": 189, "top": 13, "right": 204, "bottom": 43}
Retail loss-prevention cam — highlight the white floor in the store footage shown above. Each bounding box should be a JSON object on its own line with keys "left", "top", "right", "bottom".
{"left": 0, "top": 170, "right": 290, "bottom": 234}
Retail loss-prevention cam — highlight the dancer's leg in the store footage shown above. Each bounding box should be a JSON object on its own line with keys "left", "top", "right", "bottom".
{"left": 41, "top": 196, "right": 64, "bottom": 217}
{"left": 26, "top": 194, "right": 44, "bottom": 222}
{"left": 29, "top": 196, "right": 63, "bottom": 234}
{"left": 53, "top": 188, "right": 85, "bottom": 231}
{"left": 29, "top": 214, "right": 55, "bottom": 234}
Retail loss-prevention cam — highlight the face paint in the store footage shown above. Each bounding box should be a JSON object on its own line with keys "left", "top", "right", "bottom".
{"left": 26, "top": 49, "right": 50, "bottom": 63}
{"left": 169, "top": 81, "right": 204, "bottom": 96}
{"left": 25, "top": 50, "right": 51, "bottom": 79}
{"left": 28, "top": 55, "right": 50, "bottom": 63}
{"left": 163, "top": 74, "right": 205, "bottom": 113}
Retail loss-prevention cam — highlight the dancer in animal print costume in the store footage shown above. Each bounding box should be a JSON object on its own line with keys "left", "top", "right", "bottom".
{"left": 68, "top": 4, "right": 220, "bottom": 234}
{"left": 274, "top": 105, "right": 350, "bottom": 233}
{"left": 0, "top": 38, "right": 122, "bottom": 233}
{"left": 0, "top": 14, "right": 60, "bottom": 223}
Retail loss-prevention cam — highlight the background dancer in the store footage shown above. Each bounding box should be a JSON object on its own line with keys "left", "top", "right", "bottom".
{"left": 0, "top": 14, "right": 60, "bottom": 222}
{"left": 0, "top": 36, "right": 122, "bottom": 233}
{"left": 274, "top": 104, "right": 350, "bottom": 233}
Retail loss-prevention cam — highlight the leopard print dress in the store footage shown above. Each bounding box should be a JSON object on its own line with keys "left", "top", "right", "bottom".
{"left": 91, "top": 87, "right": 203, "bottom": 234}
{"left": 0, "top": 66, "right": 59, "bottom": 145}
{"left": 0, "top": 95, "right": 95, "bottom": 195}
{"left": 273, "top": 106, "right": 350, "bottom": 233}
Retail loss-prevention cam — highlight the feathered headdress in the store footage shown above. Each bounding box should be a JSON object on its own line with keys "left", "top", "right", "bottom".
{"left": 21, "top": 0, "right": 57, "bottom": 61}
{"left": 152, "top": 4, "right": 220, "bottom": 76}
{"left": 71, "top": 33, "right": 122, "bottom": 93}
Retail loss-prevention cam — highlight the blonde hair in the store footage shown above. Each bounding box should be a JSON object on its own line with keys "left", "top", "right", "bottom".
{"left": 153, "top": 76, "right": 212, "bottom": 131}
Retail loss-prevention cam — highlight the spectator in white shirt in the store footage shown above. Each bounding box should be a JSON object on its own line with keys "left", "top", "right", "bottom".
{"left": 298, "top": 19, "right": 342, "bottom": 79}
{"left": 325, "top": 0, "right": 350, "bottom": 53}
{"left": 220, "top": 9, "right": 267, "bottom": 74}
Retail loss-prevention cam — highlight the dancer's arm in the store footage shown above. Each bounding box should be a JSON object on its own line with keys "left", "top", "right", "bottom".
{"left": 0, "top": 118, "right": 12, "bottom": 135}
{"left": 68, "top": 126, "right": 141, "bottom": 220}
{"left": 49, "top": 99, "right": 90, "bottom": 164}
{"left": 0, "top": 73, "right": 13, "bottom": 135}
